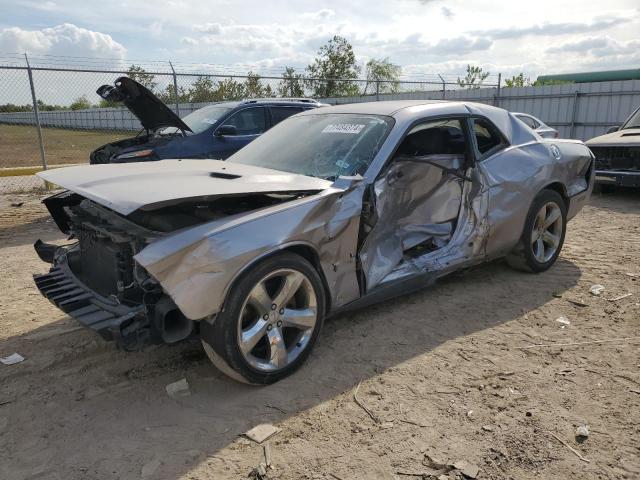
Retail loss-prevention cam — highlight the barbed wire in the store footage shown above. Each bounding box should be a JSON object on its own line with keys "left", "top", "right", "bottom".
{"left": 0, "top": 52, "right": 501, "bottom": 84}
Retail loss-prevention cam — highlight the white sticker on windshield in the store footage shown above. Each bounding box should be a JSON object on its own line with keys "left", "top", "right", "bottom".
{"left": 203, "top": 118, "right": 219, "bottom": 125}
{"left": 322, "top": 124, "right": 365, "bottom": 134}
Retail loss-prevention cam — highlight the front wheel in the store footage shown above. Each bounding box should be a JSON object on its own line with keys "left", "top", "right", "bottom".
{"left": 506, "top": 189, "right": 567, "bottom": 273}
{"left": 200, "top": 252, "right": 326, "bottom": 384}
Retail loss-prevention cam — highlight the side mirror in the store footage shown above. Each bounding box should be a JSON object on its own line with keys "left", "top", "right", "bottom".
{"left": 606, "top": 125, "right": 619, "bottom": 134}
{"left": 215, "top": 125, "right": 238, "bottom": 137}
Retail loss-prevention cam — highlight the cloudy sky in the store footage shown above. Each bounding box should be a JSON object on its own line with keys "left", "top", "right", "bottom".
{"left": 1, "top": 0, "right": 639, "bottom": 79}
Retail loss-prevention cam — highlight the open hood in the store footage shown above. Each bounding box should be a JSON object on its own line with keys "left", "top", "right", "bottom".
{"left": 586, "top": 127, "right": 640, "bottom": 147}
{"left": 38, "top": 159, "right": 332, "bottom": 216}
{"left": 97, "top": 77, "right": 192, "bottom": 133}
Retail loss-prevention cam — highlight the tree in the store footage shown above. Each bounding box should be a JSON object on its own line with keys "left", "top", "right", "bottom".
{"left": 98, "top": 98, "right": 120, "bottom": 108}
{"left": 70, "top": 96, "right": 92, "bottom": 110}
{"left": 126, "top": 65, "right": 157, "bottom": 91}
{"left": 363, "top": 57, "right": 401, "bottom": 95}
{"left": 277, "top": 67, "right": 305, "bottom": 97}
{"left": 504, "top": 73, "right": 531, "bottom": 88}
{"left": 305, "top": 35, "right": 360, "bottom": 97}
{"left": 243, "top": 71, "right": 272, "bottom": 98}
{"left": 457, "top": 64, "right": 490, "bottom": 89}
{"left": 0, "top": 103, "right": 32, "bottom": 113}
{"left": 214, "top": 77, "right": 246, "bottom": 101}
{"left": 188, "top": 76, "right": 218, "bottom": 103}
{"left": 157, "top": 84, "right": 190, "bottom": 105}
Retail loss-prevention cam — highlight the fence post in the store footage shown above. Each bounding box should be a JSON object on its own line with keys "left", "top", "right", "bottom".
{"left": 375, "top": 80, "right": 380, "bottom": 101}
{"left": 438, "top": 74, "right": 446, "bottom": 99}
{"left": 25, "top": 53, "right": 47, "bottom": 170}
{"left": 495, "top": 73, "right": 502, "bottom": 107}
{"left": 569, "top": 90, "right": 580, "bottom": 139}
{"left": 169, "top": 61, "right": 180, "bottom": 117}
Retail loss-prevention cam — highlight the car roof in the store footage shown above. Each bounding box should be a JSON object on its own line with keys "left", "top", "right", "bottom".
{"left": 298, "top": 100, "right": 538, "bottom": 145}
{"left": 197, "top": 99, "right": 325, "bottom": 111}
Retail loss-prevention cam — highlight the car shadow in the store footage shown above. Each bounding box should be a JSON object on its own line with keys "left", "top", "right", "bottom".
{"left": 1, "top": 254, "right": 583, "bottom": 479}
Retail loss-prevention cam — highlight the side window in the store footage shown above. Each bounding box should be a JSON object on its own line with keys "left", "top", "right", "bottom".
{"left": 517, "top": 115, "right": 537, "bottom": 129}
{"left": 472, "top": 118, "right": 505, "bottom": 156}
{"left": 270, "top": 106, "right": 304, "bottom": 126}
{"left": 224, "top": 107, "right": 267, "bottom": 135}
{"left": 395, "top": 119, "right": 466, "bottom": 157}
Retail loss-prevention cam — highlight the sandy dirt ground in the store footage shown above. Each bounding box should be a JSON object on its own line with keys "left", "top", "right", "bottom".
{"left": 0, "top": 191, "right": 639, "bottom": 480}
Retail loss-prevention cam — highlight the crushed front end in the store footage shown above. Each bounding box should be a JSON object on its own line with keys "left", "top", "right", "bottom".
{"left": 34, "top": 191, "right": 193, "bottom": 350}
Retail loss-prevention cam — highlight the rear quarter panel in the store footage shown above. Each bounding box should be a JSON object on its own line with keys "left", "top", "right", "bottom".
{"left": 478, "top": 139, "right": 592, "bottom": 258}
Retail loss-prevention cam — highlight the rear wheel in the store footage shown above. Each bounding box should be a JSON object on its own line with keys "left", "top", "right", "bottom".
{"left": 506, "top": 189, "right": 567, "bottom": 273}
{"left": 201, "top": 252, "right": 326, "bottom": 384}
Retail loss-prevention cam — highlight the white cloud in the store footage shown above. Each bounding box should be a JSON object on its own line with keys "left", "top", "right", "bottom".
{"left": 441, "top": 6, "right": 454, "bottom": 19}
{"left": 473, "top": 15, "right": 631, "bottom": 40}
{"left": 0, "top": 23, "right": 126, "bottom": 58}
{"left": 546, "top": 36, "right": 639, "bottom": 55}
{"left": 300, "top": 9, "right": 336, "bottom": 21}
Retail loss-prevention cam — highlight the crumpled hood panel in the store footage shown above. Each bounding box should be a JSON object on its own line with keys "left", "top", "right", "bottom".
{"left": 38, "top": 159, "right": 332, "bottom": 215}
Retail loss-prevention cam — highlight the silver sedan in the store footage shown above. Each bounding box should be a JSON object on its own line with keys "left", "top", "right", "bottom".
{"left": 35, "top": 100, "right": 594, "bottom": 384}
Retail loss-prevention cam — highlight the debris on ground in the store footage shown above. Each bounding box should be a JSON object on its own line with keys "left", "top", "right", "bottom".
{"left": 452, "top": 459, "right": 480, "bottom": 478}
{"left": 548, "top": 431, "right": 590, "bottom": 463}
{"left": 566, "top": 298, "right": 589, "bottom": 307}
{"left": 0, "top": 353, "right": 24, "bottom": 365}
{"left": 575, "top": 425, "right": 590, "bottom": 442}
{"left": 263, "top": 442, "right": 272, "bottom": 468}
{"left": 353, "top": 381, "right": 380, "bottom": 423}
{"left": 589, "top": 284, "right": 605, "bottom": 296}
{"left": 555, "top": 316, "right": 571, "bottom": 326}
{"left": 608, "top": 293, "right": 632, "bottom": 302}
{"left": 421, "top": 454, "right": 480, "bottom": 478}
{"left": 248, "top": 463, "right": 268, "bottom": 480}
{"left": 10, "top": 202, "right": 24, "bottom": 207}
{"left": 244, "top": 423, "right": 281, "bottom": 443}
{"left": 165, "top": 378, "right": 191, "bottom": 398}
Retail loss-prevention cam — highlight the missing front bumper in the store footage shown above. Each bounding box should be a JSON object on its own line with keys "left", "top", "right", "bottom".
{"left": 33, "top": 251, "right": 147, "bottom": 350}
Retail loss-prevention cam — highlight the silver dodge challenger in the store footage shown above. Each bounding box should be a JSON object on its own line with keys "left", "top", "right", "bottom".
{"left": 34, "top": 100, "right": 594, "bottom": 384}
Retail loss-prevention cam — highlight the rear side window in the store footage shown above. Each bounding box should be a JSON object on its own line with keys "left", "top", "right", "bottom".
{"left": 472, "top": 118, "right": 505, "bottom": 155}
{"left": 270, "top": 106, "right": 304, "bottom": 126}
{"left": 517, "top": 115, "right": 538, "bottom": 129}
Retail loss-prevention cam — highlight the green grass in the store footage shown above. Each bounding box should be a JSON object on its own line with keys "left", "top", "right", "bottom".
{"left": 0, "top": 124, "right": 131, "bottom": 169}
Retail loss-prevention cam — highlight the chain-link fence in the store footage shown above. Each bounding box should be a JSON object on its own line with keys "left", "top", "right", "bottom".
{"left": 0, "top": 54, "right": 504, "bottom": 193}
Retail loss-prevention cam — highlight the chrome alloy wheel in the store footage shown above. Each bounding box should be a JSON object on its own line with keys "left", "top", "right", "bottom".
{"left": 531, "top": 201, "right": 563, "bottom": 263}
{"left": 237, "top": 268, "right": 318, "bottom": 372}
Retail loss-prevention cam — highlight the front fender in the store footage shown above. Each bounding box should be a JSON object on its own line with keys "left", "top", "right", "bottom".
{"left": 134, "top": 186, "right": 365, "bottom": 320}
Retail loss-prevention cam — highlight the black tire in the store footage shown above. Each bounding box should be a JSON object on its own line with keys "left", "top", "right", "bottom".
{"left": 200, "top": 252, "right": 326, "bottom": 384}
{"left": 506, "top": 189, "right": 567, "bottom": 273}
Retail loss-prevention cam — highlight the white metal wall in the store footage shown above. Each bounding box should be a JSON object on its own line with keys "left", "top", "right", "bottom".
{"left": 321, "top": 79, "right": 640, "bottom": 140}
{"left": 1, "top": 80, "right": 639, "bottom": 141}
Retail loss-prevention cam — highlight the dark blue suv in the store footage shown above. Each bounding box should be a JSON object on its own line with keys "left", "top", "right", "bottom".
{"left": 90, "top": 77, "right": 325, "bottom": 164}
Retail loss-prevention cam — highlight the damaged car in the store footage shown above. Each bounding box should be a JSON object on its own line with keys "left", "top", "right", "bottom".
{"left": 90, "top": 76, "right": 323, "bottom": 164}
{"left": 34, "top": 100, "right": 594, "bottom": 384}
{"left": 586, "top": 104, "right": 640, "bottom": 189}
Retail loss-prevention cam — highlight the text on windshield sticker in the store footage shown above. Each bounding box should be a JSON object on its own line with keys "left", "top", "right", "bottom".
{"left": 322, "top": 124, "right": 365, "bottom": 134}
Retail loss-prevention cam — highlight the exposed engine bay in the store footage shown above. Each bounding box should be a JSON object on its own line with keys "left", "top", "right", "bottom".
{"left": 34, "top": 189, "right": 308, "bottom": 350}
